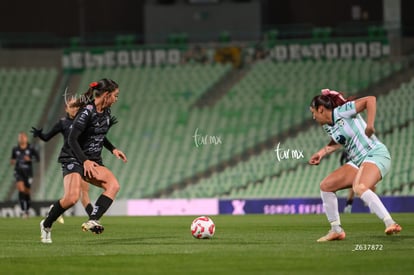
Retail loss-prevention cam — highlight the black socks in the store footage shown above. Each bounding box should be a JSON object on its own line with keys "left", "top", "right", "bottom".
{"left": 18, "top": 192, "right": 30, "bottom": 214}
{"left": 90, "top": 195, "right": 113, "bottom": 221}
{"left": 44, "top": 201, "right": 66, "bottom": 228}
{"left": 85, "top": 203, "right": 94, "bottom": 218}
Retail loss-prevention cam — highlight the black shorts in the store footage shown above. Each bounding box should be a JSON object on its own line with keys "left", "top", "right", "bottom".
{"left": 61, "top": 159, "right": 104, "bottom": 180}
{"left": 14, "top": 171, "right": 32, "bottom": 188}
{"left": 61, "top": 160, "right": 84, "bottom": 179}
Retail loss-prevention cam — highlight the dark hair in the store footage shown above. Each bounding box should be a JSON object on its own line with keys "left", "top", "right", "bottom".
{"left": 310, "top": 91, "right": 350, "bottom": 110}
{"left": 71, "top": 78, "right": 118, "bottom": 108}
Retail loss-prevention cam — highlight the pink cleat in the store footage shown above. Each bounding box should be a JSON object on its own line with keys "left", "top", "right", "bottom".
{"left": 385, "top": 224, "right": 402, "bottom": 235}
{"left": 317, "top": 230, "right": 346, "bottom": 242}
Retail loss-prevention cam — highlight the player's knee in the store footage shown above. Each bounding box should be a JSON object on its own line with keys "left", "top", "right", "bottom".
{"left": 102, "top": 179, "right": 120, "bottom": 196}
{"left": 16, "top": 182, "right": 25, "bottom": 192}
{"left": 320, "top": 180, "right": 335, "bottom": 192}
{"left": 353, "top": 183, "right": 367, "bottom": 197}
{"left": 109, "top": 181, "right": 120, "bottom": 194}
{"left": 62, "top": 194, "right": 80, "bottom": 207}
{"left": 106, "top": 173, "right": 120, "bottom": 194}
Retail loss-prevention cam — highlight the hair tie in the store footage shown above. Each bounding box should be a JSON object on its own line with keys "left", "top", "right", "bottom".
{"left": 322, "top": 88, "right": 343, "bottom": 96}
{"left": 321, "top": 88, "right": 340, "bottom": 96}
{"left": 89, "top": 81, "right": 98, "bottom": 88}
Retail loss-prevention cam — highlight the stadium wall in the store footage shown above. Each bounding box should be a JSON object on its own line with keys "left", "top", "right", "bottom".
{"left": 0, "top": 49, "right": 62, "bottom": 68}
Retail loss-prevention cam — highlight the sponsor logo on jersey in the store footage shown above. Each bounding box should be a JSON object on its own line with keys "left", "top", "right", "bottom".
{"left": 336, "top": 135, "right": 346, "bottom": 145}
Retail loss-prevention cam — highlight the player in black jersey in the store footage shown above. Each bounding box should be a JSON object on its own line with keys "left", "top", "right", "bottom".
{"left": 40, "top": 79, "right": 127, "bottom": 243}
{"left": 10, "top": 132, "right": 39, "bottom": 218}
{"left": 32, "top": 98, "right": 108, "bottom": 221}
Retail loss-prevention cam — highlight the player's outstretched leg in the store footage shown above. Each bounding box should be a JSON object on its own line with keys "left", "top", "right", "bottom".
{"left": 318, "top": 191, "right": 346, "bottom": 242}
{"left": 360, "top": 189, "right": 402, "bottom": 235}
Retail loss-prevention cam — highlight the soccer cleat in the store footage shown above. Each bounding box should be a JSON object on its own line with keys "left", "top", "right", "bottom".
{"left": 343, "top": 205, "right": 352, "bottom": 213}
{"left": 57, "top": 215, "right": 65, "bottom": 224}
{"left": 81, "top": 220, "right": 104, "bottom": 234}
{"left": 40, "top": 220, "right": 52, "bottom": 244}
{"left": 385, "top": 223, "right": 402, "bottom": 235}
{"left": 317, "top": 230, "right": 346, "bottom": 242}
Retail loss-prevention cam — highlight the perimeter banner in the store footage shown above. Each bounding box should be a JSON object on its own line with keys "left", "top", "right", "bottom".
{"left": 1, "top": 196, "right": 413, "bottom": 217}
{"left": 219, "top": 196, "right": 414, "bottom": 215}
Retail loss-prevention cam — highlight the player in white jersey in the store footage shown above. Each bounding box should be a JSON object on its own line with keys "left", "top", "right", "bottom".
{"left": 309, "top": 89, "right": 401, "bottom": 242}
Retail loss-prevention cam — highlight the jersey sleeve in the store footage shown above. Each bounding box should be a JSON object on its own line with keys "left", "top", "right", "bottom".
{"left": 103, "top": 137, "right": 116, "bottom": 153}
{"left": 11, "top": 148, "right": 16, "bottom": 160}
{"left": 68, "top": 107, "right": 92, "bottom": 163}
{"left": 72, "top": 107, "right": 92, "bottom": 132}
{"left": 38, "top": 120, "right": 64, "bottom": 141}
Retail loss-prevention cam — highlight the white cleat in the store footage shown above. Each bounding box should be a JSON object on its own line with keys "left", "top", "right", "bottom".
{"left": 81, "top": 220, "right": 104, "bottom": 234}
{"left": 40, "top": 220, "right": 52, "bottom": 244}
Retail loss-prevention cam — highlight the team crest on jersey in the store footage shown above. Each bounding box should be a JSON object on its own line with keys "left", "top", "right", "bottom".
{"left": 86, "top": 104, "right": 93, "bottom": 110}
{"left": 67, "top": 164, "right": 74, "bottom": 170}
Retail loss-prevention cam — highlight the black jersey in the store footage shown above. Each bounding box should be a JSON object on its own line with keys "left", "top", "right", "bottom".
{"left": 68, "top": 103, "right": 116, "bottom": 164}
{"left": 38, "top": 115, "right": 76, "bottom": 162}
{"left": 11, "top": 144, "right": 39, "bottom": 177}
{"left": 39, "top": 113, "right": 116, "bottom": 164}
{"left": 38, "top": 115, "right": 73, "bottom": 143}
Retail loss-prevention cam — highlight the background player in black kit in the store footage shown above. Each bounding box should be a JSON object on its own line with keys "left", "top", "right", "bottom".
{"left": 40, "top": 79, "right": 127, "bottom": 243}
{"left": 10, "top": 132, "right": 39, "bottom": 218}
{"left": 32, "top": 98, "right": 119, "bottom": 221}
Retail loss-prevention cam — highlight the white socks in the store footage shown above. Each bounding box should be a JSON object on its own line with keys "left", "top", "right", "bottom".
{"left": 320, "top": 191, "right": 342, "bottom": 232}
{"left": 360, "top": 189, "right": 395, "bottom": 227}
{"left": 321, "top": 189, "right": 395, "bottom": 230}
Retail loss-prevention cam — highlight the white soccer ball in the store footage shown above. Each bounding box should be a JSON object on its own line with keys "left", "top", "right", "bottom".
{"left": 190, "top": 216, "right": 215, "bottom": 239}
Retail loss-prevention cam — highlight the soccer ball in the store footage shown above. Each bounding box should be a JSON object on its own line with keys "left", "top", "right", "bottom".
{"left": 190, "top": 216, "right": 215, "bottom": 239}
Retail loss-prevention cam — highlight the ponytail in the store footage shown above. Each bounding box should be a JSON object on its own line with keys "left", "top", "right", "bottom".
{"left": 321, "top": 88, "right": 349, "bottom": 107}
{"left": 71, "top": 78, "right": 119, "bottom": 108}
{"left": 310, "top": 88, "right": 352, "bottom": 110}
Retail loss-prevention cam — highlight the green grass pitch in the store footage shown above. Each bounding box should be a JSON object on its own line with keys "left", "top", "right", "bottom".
{"left": 0, "top": 214, "right": 413, "bottom": 274}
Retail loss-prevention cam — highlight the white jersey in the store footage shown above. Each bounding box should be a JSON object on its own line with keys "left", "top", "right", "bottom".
{"left": 322, "top": 101, "right": 381, "bottom": 165}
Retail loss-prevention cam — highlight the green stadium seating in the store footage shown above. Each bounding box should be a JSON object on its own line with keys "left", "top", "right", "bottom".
{"left": 0, "top": 67, "right": 58, "bottom": 200}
